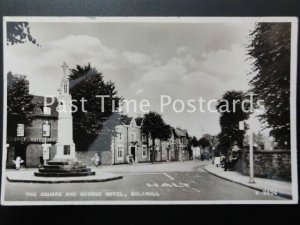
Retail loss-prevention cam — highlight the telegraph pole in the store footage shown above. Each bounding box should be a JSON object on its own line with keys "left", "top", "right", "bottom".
{"left": 249, "top": 128, "right": 255, "bottom": 183}
{"left": 239, "top": 120, "right": 255, "bottom": 183}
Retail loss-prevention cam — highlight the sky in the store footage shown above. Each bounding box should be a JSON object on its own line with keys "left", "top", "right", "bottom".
{"left": 5, "top": 19, "right": 265, "bottom": 138}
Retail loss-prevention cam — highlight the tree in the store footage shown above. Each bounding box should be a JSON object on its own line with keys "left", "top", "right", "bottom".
{"left": 7, "top": 72, "right": 35, "bottom": 137}
{"left": 190, "top": 136, "right": 199, "bottom": 147}
{"left": 69, "top": 64, "right": 122, "bottom": 151}
{"left": 141, "top": 111, "right": 170, "bottom": 163}
{"left": 216, "top": 90, "right": 250, "bottom": 155}
{"left": 198, "top": 137, "right": 210, "bottom": 149}
{"left": 247, "top": 23, "right": 291, "bottom": 149}
{"left": 7, "top": 22, "right": 39, "bottom": 46}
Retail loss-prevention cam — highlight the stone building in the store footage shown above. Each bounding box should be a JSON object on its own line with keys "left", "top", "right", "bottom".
{"left": 6, "top": 96, "right": 59, "bottom": 168}
{"left": 151, "top": 127, "right": 190, "bottom": 162}
{"left": 111, "top": 115, "right": 150, "bottom": 164}
{"left": 174, "top": 128, "right": 190, "bottom": 161}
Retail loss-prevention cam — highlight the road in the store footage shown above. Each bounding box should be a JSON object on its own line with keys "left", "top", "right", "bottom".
{"left": 4, "top": 161, "right": 285, "bottom": 202}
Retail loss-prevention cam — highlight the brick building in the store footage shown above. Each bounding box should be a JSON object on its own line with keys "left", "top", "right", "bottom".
{"left": 6, "top": 96, "right": 59, "bottom": 168}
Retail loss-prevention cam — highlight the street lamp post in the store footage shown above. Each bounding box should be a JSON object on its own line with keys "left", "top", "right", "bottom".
{"left": 239, "top": 120, "right": 255, "bottom": 184}
{"left": 249, "top": 128, "right": 255, "bottom": 183}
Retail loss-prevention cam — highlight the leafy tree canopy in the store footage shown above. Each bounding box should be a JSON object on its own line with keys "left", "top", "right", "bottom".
{"left": 7, "top": 72, "right": 35, "bottom": 137}
{"left": 141, "top": 111, "right": 171, "bottom": 163}
{"left": 216, "top": 90, "right": 250, "bottom": 154}
{"left": 69, "top": 64, "right": 122, "bottom": 151}
{"left": 7, "top": 22, "right": 40, "bottom": 46}
{"left": 247, "top": 23, "right": 291, "bottom": 149}
{"left": 190, "top": 136, "right": 199, "bottom": 147}
{"left": 198, "top": 137, "right": 210, "bottom": 149}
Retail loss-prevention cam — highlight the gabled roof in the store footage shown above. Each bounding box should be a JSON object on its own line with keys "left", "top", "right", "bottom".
{"left": 135, "top": 117, "right": 143, "bottom": 127}
{"left": 120, "top": 115, "right": 132, "bottom": 125}
{"left": 175, "top": 128, "right": 186, "bottom": 137}
{"left": 181, "top": 129, "right": 188, "bottom": 136}
{"left": 120, "top": 115, "right": 143, "bottom": 127}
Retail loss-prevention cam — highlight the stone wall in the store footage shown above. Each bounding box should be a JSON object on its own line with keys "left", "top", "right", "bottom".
{"left": 76, "top": 150, "right": 112, "bottom": 166}
{"left": 236, "top": 150, "right": 291, "bottom": 181}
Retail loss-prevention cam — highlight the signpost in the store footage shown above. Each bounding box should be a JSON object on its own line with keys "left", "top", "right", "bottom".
{"left": 42, "top": 138, "right": 51, "bottom": 165}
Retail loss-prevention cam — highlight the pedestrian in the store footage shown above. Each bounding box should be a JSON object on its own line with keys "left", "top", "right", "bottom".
{"left": 12, "top": 156, "right": 24, "bottom": 170}
{"left": 91, "top": 153, "right": 100, "bottom": 167}
{"left": 39, "top": 155, "right": 44, "bottom": 168}
{"left": 201, "top": 154, "right": 204, "bottom": 161}
{"left": 129, "top": 154, "right": 134, "bottom": 165}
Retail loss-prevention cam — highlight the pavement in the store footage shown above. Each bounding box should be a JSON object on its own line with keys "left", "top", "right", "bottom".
{"left": 204, "top": 164, "right": 292, "bottom": 199}
{"left": 6, "top": 170, "right": 123, "bottom": 183}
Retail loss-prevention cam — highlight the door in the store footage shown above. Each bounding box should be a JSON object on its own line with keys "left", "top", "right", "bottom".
{"left": 14, "top": 144, "right": 27, "bottom": 167}
{"left": 131, "top": 146, "right": 135, "bottom": 161}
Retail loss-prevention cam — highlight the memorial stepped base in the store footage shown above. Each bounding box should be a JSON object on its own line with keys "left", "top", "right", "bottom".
{"left": 34, "top": 160, "right": 96, "bottom": 177}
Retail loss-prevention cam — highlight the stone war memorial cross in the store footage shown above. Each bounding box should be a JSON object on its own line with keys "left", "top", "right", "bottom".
{"left": 34, "top": 62, "right": 95, "bottom": 177}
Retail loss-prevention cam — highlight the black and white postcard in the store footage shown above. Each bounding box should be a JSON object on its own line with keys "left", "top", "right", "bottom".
{"left": 1, "top": 17, "right": 298, "bottom": 205}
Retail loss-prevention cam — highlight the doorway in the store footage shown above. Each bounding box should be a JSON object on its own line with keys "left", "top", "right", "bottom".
{"left": 130, "top": 146, "right": 136, "bottom": 161}
{"left": 14, "top": 144, "right": 27, "bottom": 167}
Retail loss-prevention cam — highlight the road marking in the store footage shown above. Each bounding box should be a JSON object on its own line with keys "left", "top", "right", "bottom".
{"left": 163, "top": 173, "right": 175, "bottom": 180}
{"left": 191, "top": 188, "right": 201, "bottom": 193}
{"left": 123, "top": 172, "right": 175, "bottom": 181}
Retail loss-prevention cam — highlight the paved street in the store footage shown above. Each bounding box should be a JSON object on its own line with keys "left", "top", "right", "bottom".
{"left": 4, "top": 161, "right": 285, "bottom": 202}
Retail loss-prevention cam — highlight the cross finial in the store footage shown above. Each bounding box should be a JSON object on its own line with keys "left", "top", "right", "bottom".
{"left": 61, "top": 62, "right": 68, "bottom": 77}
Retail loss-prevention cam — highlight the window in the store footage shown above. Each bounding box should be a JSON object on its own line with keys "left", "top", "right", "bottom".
{"left": 43, "top": 106, "right": 51, "bottom": 115}
{"left": 142, "top": 145, "right": 147, "bottom": 157}
{"left": 64, "top": 145, "right": 70, "bottom": 155}
{"left": 17, "top": 124, "right": 24, "bottom": 137}
{"left": 130, "top": 133, "right": 136, "bottom": 142}
{"left": 42, "top": 122, "right": 51, "bottom": 137}
{"left": 180, "top": 137, "right": 184, "bottom": 144}
{"left": 117, "top": 146, "right": 123, "bottom": 159}
{"left": 118, "top": 132, "right": 122, "bottom": 140}
{"left": 142, "top": 134, "right": 147, "bottom": 142}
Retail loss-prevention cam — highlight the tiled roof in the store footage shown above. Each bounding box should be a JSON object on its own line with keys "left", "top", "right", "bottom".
{"left": 135, "top": 117, "right": 143, "bottom": 127}
{"left": 120, "top": 115, "right": 132, "bottom": 125}
{"left": 120, "top": 115, "right": 143, "bottom": 127}
{"left": 175, "top": 128, "right": 186, "bottom": 137}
